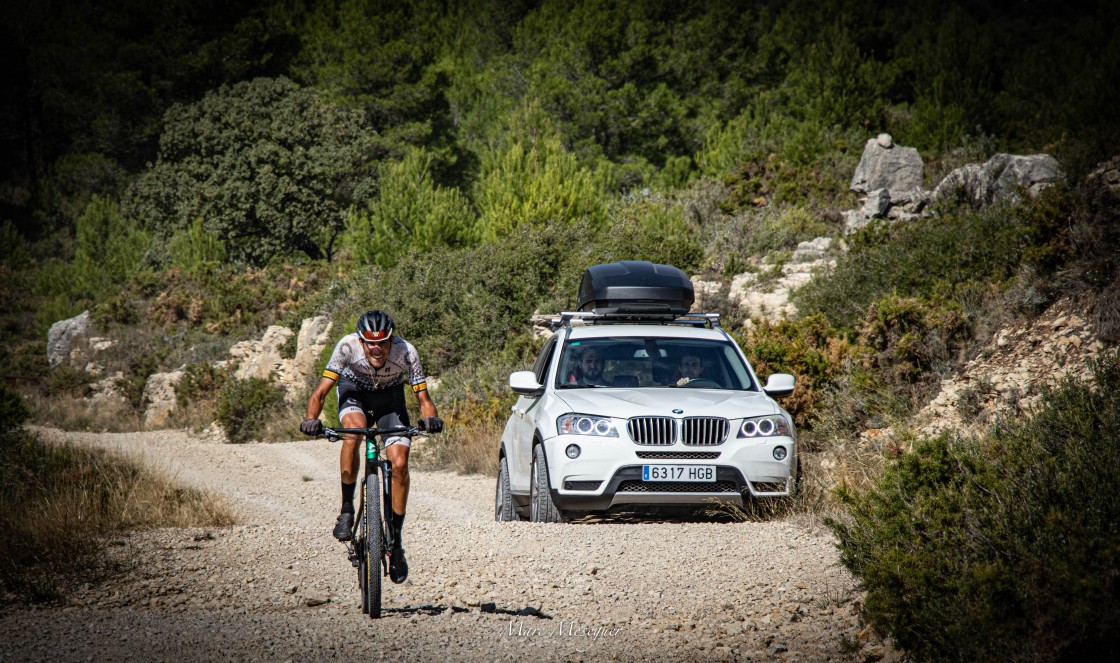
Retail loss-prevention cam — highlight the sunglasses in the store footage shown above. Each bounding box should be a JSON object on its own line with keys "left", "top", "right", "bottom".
{"left": 359, "top": 330, "right": 391, "bottom": 343}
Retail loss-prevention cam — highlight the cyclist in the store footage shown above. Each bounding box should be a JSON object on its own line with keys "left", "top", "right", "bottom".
{"left": 301, "top": 309, "right": 443, "bottom": 584}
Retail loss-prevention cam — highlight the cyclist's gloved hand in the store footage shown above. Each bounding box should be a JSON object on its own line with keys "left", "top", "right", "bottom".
{"left": 420, "top": 416, "right": 444, "bottom": 433}
{"left": 300, "top": 418, "right": 323, "bottom": 436}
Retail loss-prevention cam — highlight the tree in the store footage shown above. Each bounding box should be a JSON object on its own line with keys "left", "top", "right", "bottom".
{"left": 344, "top": 147, "right": 477, "bottom": 268}
{"left": 126, "top": 77, "right": 380, "bottom": 265}
{"left": 472, "top": 103, "right": 606, "bottom": 241}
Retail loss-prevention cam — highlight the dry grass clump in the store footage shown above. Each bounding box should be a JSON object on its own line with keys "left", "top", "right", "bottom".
{"left": 27, "top": 391, "right": 143, "bottom": 433}
{"left": 1, "top": 430, "right": 233, "bottom": 602}
{"left": 412, "top": 419, "right": 502, "bottom": 477}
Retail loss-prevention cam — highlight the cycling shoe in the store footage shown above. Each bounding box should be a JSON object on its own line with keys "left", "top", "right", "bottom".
{"left": 389, "top": 546, "right": 409, "bottom": 584}
{"left": 332, "top": 512, "right": 355, "bottom": 541}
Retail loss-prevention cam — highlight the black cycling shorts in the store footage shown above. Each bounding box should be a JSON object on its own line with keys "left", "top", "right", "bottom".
{"left": 336, "top": 379, "right": 412, "bottom": 446}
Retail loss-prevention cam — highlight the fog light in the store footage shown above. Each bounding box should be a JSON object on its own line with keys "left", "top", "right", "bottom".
{"left": 773, "top": 446, "right": 787, "bottom": 461}
{"left": 566, "top": 444, "right": 581, "bottom": 459}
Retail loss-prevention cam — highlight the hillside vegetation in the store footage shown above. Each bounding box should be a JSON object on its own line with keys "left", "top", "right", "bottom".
{"left": 1, "top": 0, "right": 1118, "bottom": 656}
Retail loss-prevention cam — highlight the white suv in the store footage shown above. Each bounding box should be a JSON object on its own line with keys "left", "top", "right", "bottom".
{"left": 495, "top": 261, "right": 798, "bottom": 522}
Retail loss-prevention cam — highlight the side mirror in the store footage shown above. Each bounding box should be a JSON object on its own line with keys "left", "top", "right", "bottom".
{"left": 509, "top": 370, "right": 544, "bottom": 397}
{"left": 763, "top": 373, "right": 796, "bottom": 399}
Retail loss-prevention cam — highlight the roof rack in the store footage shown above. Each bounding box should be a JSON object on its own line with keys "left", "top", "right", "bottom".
{"left": 548, "top": 311, "right": 722, "bottom": 331}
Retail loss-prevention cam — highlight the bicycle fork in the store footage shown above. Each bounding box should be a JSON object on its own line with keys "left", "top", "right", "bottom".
{"left": 381, "top": 459, "right": 395, "bottom": 573}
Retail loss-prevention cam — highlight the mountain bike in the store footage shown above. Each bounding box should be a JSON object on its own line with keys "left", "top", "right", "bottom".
{"left": 320, "top": 424, "right": 425, "bottom": 618}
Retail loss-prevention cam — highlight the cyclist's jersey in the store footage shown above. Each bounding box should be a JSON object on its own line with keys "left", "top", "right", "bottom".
{"left": 322, "top": 333, "right": 427, "bottom": 394}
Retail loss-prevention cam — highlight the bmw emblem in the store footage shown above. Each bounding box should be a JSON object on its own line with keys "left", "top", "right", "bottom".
{"left": 672, "top": 408, "right": 684, "bottom": 414}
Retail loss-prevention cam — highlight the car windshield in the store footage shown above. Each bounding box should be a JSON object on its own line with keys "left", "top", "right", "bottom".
{"left": 555, "top": 337, "right": 756, "bottom": 391}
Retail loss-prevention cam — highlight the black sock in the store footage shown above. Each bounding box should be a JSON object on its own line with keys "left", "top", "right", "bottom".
{"left": 391, "top": 511, "right": 405, "bottom": 545}
{"left": 341, "top": 482, "right": 356, "bottom": 514}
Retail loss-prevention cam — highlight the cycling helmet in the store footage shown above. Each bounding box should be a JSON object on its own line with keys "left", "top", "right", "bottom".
{"left": 356, "top": 309, "right": 394, "bottom": 343}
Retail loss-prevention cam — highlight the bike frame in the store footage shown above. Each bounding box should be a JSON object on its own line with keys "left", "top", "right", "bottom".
{"left": 356, "top": 429, "right": 394, "bottom": 572}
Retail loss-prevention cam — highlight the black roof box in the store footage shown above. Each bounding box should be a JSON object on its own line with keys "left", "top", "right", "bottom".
{"left": 576, "top": 261, "right": 694, "bottom": 316}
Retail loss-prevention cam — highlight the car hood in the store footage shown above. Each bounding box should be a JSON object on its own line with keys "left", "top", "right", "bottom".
{"left": 554, "top": 388, "right": 780, "bottom": 420}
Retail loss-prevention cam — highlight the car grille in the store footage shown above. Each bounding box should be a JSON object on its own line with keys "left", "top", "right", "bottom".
{"left": 681, "top": 417, "right": 729, "bottom": 445}
{"left": 627, "top": 417, "right": 676, "bottom": 445}
{"left": 563, "top": 480, "right": 603, "bottom": 491}
{"left": 617, "top": 480, "right": 739, "bottom": 493}
{"left": 635, "top": 451, "right": 721, "bottom": 460}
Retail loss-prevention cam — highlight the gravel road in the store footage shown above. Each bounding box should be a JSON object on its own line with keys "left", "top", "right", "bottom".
{"left": 1, "top": 428, "right": 895, "bottom": 662}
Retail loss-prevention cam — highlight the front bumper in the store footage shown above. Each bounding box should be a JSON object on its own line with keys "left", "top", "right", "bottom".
{"left": 543, "top": 434, "right": 796, "bottom": 512}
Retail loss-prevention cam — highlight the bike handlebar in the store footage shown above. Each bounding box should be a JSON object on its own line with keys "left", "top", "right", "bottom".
{"left": 319, "top": 425, "right": 426, "bottom": 442}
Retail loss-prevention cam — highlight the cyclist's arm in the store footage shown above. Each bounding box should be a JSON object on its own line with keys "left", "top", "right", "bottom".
{"left": 415, "top": 387, "right": 438, "bottom": 420}
{"left": 306, "top": 375, "right": 336, "bottom": 420}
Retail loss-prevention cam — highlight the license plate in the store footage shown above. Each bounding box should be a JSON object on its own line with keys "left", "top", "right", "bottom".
{"left": 642, "top": 465, "right": 716, "bottom": 482}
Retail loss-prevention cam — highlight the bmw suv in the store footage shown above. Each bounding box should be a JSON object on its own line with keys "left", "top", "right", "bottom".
{"left": 495, "top": 261, "right": 798, "bottom": 522}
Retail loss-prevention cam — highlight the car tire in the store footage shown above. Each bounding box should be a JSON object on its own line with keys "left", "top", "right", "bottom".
{"left": 530, "top": 444, "right": 563, "bottom": 523}
{"left": 495, "top": 456, "right": 520, "bottom": 521}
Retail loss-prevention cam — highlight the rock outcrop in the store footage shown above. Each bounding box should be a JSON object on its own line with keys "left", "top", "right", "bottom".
{"left": 850, "top": 133, "right": 924, "bottom": 195}
{"left": 916, "top": 300, "right": 1107, "bottom": 437}
{"left": 47, "top": 310, "right": 92, "bottom": 368}
{"left": 729, "top": 237, "right": 837, "bottom": 321}
{"left": 932, "top": 153, "right": 1064, "bottom": 207}
{"left": 132, "top": 316, "right": 333, "bottom": 427}
{"left": 142, "top": 367, "right": 186, "bottom": 428}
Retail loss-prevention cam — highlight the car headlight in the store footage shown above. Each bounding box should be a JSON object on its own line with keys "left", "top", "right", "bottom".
{"left": 737, "top": 415, "right": 791, "bottom": 438}
{"left": 557, "top": 414, "right": 618, "bottom": 437}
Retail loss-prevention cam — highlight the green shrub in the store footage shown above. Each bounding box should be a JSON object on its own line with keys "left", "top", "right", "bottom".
{"left": 344, "top": 147, "right": 477, "bottom": 268}
{"left": 0, "top": 384, "right": 30, "bottom": 439}
{"left": 175, "top": 363, "right": 229, "bottom": 409}
{"left": 831, "top": 353, "right": 1120, "bottom": 662}
{"left": 30, "top": 196, "right": 150, "bottom": 332}
{"left": 0, "top": 220, "right": 23, "bottom": 263}
{"left": 167, "top": 218, "right": 227, "bottom": 275}
{"left": 712, "top": 205, "right": 838, "bottom": 264}
{"left": 859, "top": 294, "right": 969, "bottom": 386}
{"left": 45, "top": 364, "right": 93, "bottom": 399}
{"left": 114, "top": 353, "right": 159, "bottom": 411}
{"left": 738, "top": 315, "right": 866, "bottom": 429}
{"left": 125, "top": 77, "right": 379, "bottom": 266}
{"left": 215, "top": 376, "right": 286, "bottom": 442}
{"left": 793, "top": 196, "right": 1056, "bottom": 331}
{"left": 473, "top": 102, "right": 607, "bottom": 241}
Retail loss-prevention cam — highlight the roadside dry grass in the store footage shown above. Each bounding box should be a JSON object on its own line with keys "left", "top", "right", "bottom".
{"left": 0, "top": 430, "right": 234, "bottom": 602}
{"left": 412, "top": 419, "right": 502, "bottom": 477}
{"left": 28, "top": 392, "right": 143, "bottom": 433}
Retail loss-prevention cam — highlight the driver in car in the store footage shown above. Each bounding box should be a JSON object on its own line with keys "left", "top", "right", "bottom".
{"left": 570, "top": 347, "right": 609, "bottom": 386}
{"left": 676, "top": 353, "right": 705, "bottom": 385}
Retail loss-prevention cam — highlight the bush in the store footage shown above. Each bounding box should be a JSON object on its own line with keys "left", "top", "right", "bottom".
{"left": 126, "top": 77, "right": 379, "bottom": 265}
{"left": 344, "top": 147, "right": 477, "bottom": 268}
{"left": 792, "top": 194, "right": 1065, "bottom": 331}
{"left": 473, "top": 124, "right": 607, "bottom": 241}
{"left": 30, "top": 196, "right": 150, "bottom": 332}
{"left": 737, "top": 315, "right": 866, "bottom": 429}
{"left": 830, "top": 353, "right": 1120, "bottom": 662}
{"left": 0, "top": 384, "right": 30, "bottom": 439}
{"left": 215, "top": 376, "right": 287, "bottom": 442}
{"left": 859, "top": 294, "right": 969, "bottom": 387}
{"left": 175, "top": 363, "right": 229, "bottom": 409}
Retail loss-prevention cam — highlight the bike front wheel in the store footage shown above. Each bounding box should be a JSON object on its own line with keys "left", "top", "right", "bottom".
{"left": 363, "top": 474, "right": 384, "bottom": 618}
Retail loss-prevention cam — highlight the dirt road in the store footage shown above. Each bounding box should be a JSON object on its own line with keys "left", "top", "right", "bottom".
{"left": 0, "top": 428, "right": 889, "bottom": 662}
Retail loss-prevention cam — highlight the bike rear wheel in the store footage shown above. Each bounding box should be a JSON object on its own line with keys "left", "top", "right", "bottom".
{"left": 363, "top": 472, "right": 384, "bottom": 618}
